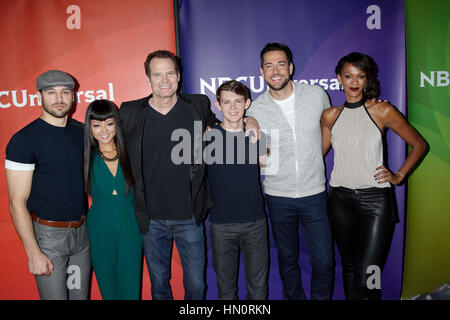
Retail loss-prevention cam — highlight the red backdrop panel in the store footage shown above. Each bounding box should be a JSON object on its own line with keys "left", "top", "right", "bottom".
{"left": 0, "top": 0, "right": 179, "bottom": 300}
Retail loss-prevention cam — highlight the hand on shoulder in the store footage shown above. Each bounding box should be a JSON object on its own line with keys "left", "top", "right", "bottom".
{"left": 366, "top": 98, "right": 407, "bottom": 130}
{"left": 366, "top": 99, "right": 394, "bottom": 117}
{"left": 367, "top": 97, "right": 390, "bottom": 104}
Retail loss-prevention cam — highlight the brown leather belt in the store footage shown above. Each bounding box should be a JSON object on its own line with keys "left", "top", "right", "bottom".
{"left": 31, "top": 213, "right": 86, "bottom": 229}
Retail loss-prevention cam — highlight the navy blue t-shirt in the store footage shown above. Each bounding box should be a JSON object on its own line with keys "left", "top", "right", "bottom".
{"left": 5, "top": 118, "right": 87, "bottom": 221}
{"left": 142, "top": 99, "right": 193, "bottom": 220}
{"left": 206, "top": 124, "right": 266, "bottom": 224}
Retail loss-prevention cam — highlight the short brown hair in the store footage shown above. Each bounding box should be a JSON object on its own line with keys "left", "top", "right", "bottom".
{"left": 260, "top": 43, "right": 293, "bottom": 68}
{"left": 144, "top": 50, "right": 180, "bottom": 78}
{"left": 216, "top": 80, "right": 251, "bottom": 103}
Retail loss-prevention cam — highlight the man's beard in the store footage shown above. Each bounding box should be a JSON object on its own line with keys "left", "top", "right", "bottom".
{"left": 267, "top": 77, "right": 290, "bottom": 92}
{"left": 42, "top": 102, "right": 72, "bottom": 118}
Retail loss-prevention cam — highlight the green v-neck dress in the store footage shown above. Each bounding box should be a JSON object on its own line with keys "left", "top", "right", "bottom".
{"left": 87, "top": 152, "right": 142, "bottom": 299}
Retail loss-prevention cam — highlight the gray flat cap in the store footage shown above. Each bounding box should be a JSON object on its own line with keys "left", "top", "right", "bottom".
{"left": 36, "top": 70, "right": 75, "bottom": 91}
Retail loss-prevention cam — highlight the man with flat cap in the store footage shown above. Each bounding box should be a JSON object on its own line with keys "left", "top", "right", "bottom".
{"left": 5, "top": 70, "right": 90, "bottom": 300}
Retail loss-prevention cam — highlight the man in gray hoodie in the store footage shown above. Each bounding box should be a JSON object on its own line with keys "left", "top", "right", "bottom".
{"left": 246, "top": 43, "right": 333, "bottom": 300}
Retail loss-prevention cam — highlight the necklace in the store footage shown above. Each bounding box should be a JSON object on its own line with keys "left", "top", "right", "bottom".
{"left": 344, "top": 98, "right": 365, "bottom": 109}
{"left": 98, "top": 149, "right": 119, "bottom": 162}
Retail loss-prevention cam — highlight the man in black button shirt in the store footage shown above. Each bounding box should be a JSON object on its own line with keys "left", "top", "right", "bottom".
{"left": 5, "top": 70, "right": 90, "bottom": 300}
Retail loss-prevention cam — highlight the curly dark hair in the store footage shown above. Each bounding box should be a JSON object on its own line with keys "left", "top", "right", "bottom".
{"left": 335, "top": 52, "right": 380, "bottom": 99}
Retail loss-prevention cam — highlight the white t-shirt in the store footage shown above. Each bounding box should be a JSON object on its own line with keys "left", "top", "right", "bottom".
{"left": 273, "top": 86, "right": 295, "bottom": 129}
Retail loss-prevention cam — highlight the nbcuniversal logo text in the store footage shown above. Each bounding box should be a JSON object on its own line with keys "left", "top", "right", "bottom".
{"left": 420, "top": 71, "right": 449, "bottom": 87}
{"left": 0, "top": 83, "right": 115, "bottom": 109}
{"left": 200, "top": 76, "right": 341, "bottom": 96}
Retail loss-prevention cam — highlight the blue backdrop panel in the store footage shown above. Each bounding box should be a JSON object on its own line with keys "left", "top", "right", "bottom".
{"left": 179, "top": 0, "right": 405, "bottom": 299}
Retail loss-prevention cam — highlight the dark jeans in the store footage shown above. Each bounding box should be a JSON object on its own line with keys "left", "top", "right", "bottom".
{"left": 210, "top": 218, "right": 269, "bottom": 300}
{"left": 266, "top": 191, "right": 334, "bottom": 300}
{"left": 328, "top": 186, "right": 395, "bottom": 300}
{"left": 142, "top": 217, "right": 205, "bottom": 300}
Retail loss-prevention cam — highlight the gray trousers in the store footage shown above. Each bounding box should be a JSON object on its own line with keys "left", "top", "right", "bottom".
{"left": 33, "top": 220, "right": 91, "bottom": 300}
{"left": 210, "top": 218, "right": 269, "bottom": 300}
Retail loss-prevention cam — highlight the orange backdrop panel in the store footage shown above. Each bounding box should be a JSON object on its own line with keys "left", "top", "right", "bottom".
{"left": 0, "top": 0, "right": 179, "bottom": 300}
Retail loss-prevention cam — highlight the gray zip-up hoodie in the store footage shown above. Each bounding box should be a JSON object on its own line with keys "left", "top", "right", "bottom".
{"left": 246, "top": 82, "right": 330, "bottom": 198}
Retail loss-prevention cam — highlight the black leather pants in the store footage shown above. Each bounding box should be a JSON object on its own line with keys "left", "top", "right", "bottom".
{"left": 328, "top": 186, "right": 396, "bottom": 300}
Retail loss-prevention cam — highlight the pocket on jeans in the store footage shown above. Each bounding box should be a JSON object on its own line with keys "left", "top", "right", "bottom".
{"left": 34, "top": 224, "right": 69, "bottom": 259}
{"left": 34, "top": 223, "right": 68, "bottom": 242}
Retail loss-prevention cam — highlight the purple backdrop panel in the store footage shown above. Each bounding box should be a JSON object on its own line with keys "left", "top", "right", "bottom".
{"left": 179, "top": 0, "right": 405, "bottom": 300}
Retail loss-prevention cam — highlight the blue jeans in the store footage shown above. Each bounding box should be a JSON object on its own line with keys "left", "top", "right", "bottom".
{"left": 266, "top": 191, "right": 334, "bottom": 300}
{"left": 210, "top": 218, "right": 269, "bottom": 300}
{"left": 142, "top": 217, "right": 205, "bottom": 300}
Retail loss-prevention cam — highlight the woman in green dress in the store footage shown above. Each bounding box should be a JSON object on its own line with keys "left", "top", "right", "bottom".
{"left": 84, "top": 99, "right": 142, "bottom": 299}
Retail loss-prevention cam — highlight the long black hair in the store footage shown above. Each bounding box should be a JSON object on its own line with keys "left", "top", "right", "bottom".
{"left": 84, "top": 99, "right": 134, "bottom": 196}
{"left": 335, "top": 52, "right": 380, "bottom": 100}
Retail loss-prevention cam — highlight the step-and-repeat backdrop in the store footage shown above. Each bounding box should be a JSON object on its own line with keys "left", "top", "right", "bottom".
{"left": 402, "top": 0, "right": 450, "bottom": 299}
{"left": 1, "top": 0, "right": 448, "bottom": 300}
{"left": 0, "top": 0, "right": 176, "bottom": 300}
{"left": 179, "top": 0, "right": 407, "bottom": 300}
